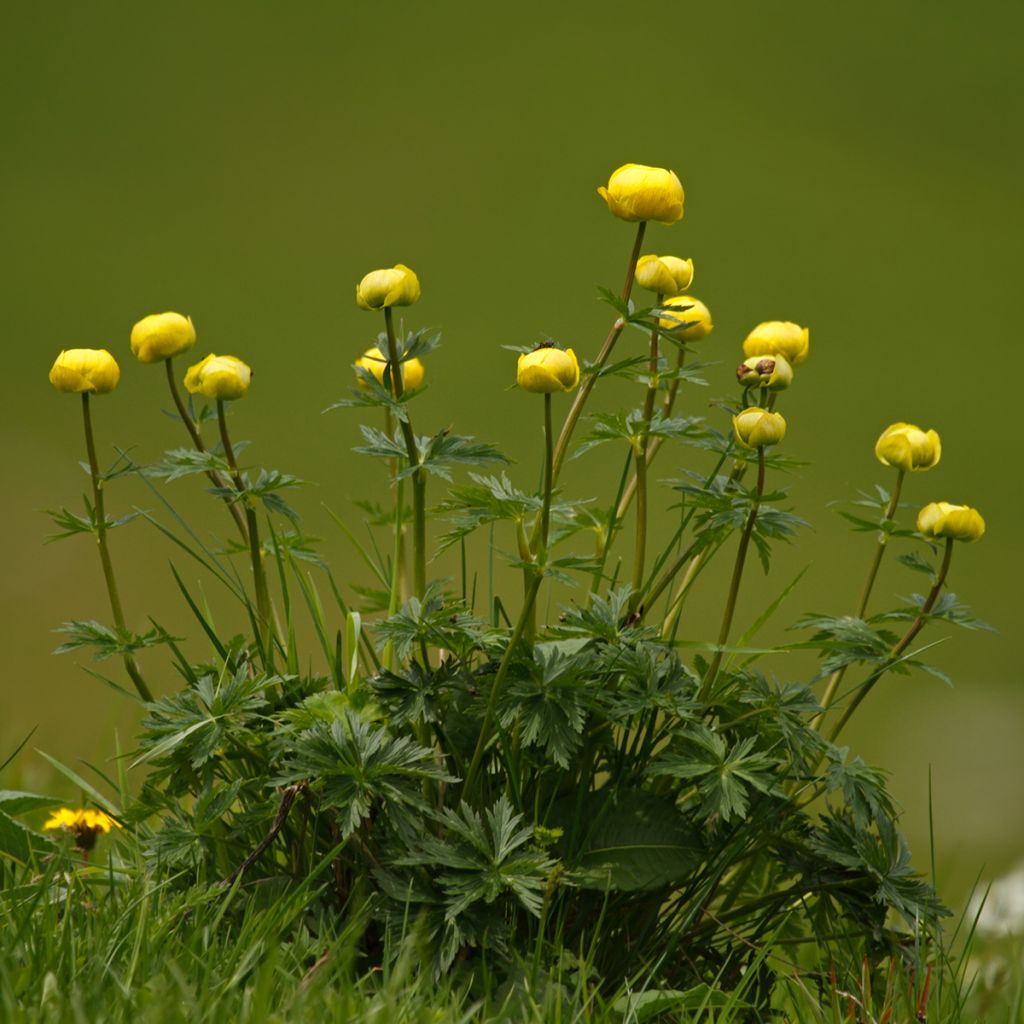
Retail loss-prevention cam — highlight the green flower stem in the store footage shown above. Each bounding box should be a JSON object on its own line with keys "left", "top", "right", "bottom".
{"left": 383, "top": 307, "right": 426, "bottom": 598}
{"left": 463, "top": 395, "right": 555, "bottom": 799}
{"left": 699, "top": 446, "right": 766, "bottom": 701}
{"left": 616, "top": 343, "right": 686, "bottom": 524}
{"left": 216, "top": 400, "right": 273, "bottom": 657}
{"left": 546, "top": 219, "right": 647, "bottom": 494}
{"left": 80, "top": 394, "right": 153, "bottom": 702}
{"left": 812, "top": 469, "right": 905, "bottom": 731}
{"left": 628, "top": 298, "right": 663, "bottom": 614}
{"left": 164, "top": 357, "right": 249, "bottom": 543}
{"left": 827, "top": 536, "right": 954, "bottom": 746}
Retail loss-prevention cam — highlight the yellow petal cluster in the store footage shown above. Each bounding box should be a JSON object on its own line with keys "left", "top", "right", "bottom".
{"left": 874, "top": 422, "right": 941, "bottom": 473}
{"left": 184, "top": 354, "right": 252, "bottom": 401}
{"left": 49, "top": 349, "right": 121, "bottom": 394}
{"left": 736, "top": 354, "right": 793, "bottom": 391}
{"left": 916, "top": 502, "right": 985, "bottom": 542}
{"left": 742, "top": 321, "right": 810, "bottom": 366}
{"left": 355, "top": 345, "right": 425, "bottom": 391}
{"left": 43, "top": 807, "right": 120, "bottom": 849}
{"left": 355, "top": 265, "right": 421, "bottom": 310}
{"left": 657, "top": 296, "right": 713, "bottom": 341}
{"left": 597, "top": 164, "right": 684, "bottom": 225}
{"left": 635, "top": 255, "right": 694, "bottom": 295}
{"left": 129, "top": 312, "right": 197, "bottom": 364}
{"left": 733, "top": 407, "right": 787, "bottom": 449}
{"left": 517, "top": 347, "right": 580, "bottom": 394}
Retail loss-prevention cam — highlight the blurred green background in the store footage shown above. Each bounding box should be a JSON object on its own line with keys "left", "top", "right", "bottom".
{"left": 2, "top": 2, "right": 1021, "bottom": 909}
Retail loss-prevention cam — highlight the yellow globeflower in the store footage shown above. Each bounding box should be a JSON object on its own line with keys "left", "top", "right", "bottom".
{"left": 184, "top": 354, "right": 252, "bottom": 401}
{"left": 635, "top": 254, "right": 694, "bottom": 294}
{"left": 355, "top": 265, "right": 421, "bottom": 310}
{"left": 355, "top": 345, "right": 424, "bottom": 391}
{"left": 49, "top": 349, "right": 121, "bottom": 394}
{"left": 875, "top": 422, "right": 941, "bottom": 473}
{"left": 597, "top": 163, "right": 684, "bottom": 225}
{"left": 736, "top": 354, "right": 793, "bottom": 391}
{"left": 742, "top": 321, "right": 810, "bottom": 366}
{"left": 43, "top": 806, "right": 121, "bottom": 852}
{"left": 517, "top": 346, "right": 580, "bottom": 394}
{"left": 917, "top": 502, "right": 985, "bottom": 542}
{"left": 657, "top": 296, "right": 713, "bottom": 340}
{"left": 733, "top": 407, "right": 787, "bottom": 449}
{"left": 129, "top": 312, "right": 197, "bottom": 363}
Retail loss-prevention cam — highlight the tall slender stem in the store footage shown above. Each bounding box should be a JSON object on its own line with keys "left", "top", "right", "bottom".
{"left": 383, "top": 307, "right": 426, "bottom": 598}
{"left": 700, "top": 446, "right": 766, "bottom": 701}
{"left": 813, "top": 469, "right": 905, "bottom": 729}
{"left": 617, "top": 343, "right": 686, "bottom": 523}
{"left": 628, "top": 298, "right": 662, "bottom": 613}
{"left": 546, "top": 220, "right": 647, "bottom": 492}
{"left": 81, "top": 394, "right": 152, "bottom": 702}
{"left": 217, "top": 400, "right": 273, "bottom": 656}
{"left": 827, "top": 537, "right": 954, "bottom": 745}
{"left": 463, "top": 394, "right": 556, "bottom": 798}
{"left": 164, "top": 358, "right": 249, "bottom": 543}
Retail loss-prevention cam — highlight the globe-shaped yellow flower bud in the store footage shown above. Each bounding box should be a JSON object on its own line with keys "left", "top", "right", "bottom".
{"left": 355, "top": 264, "right": 421, "bottom": 310}
{"left": 516, "top": 347, "right": 580, "bottom": 394}
{"left": 635, "top": 255, "right": 694, "bottom": 295}
{"left": 597, "top": 164, "right": 684, "bottom": 225}
{"left": 742, "top": 321, "right": 810, "bottom": 366}
{"left": 355, "top": 346, "right": 425, "bottom": 391}
{"left": 733, "top": 407, "right": 787, "bottom": 449}
{"left": 129, "top": 312, "right": 197, "bottom": 364}
{"left": 916, "top": 502, "right": 985, "bottom": 542}
{"left": 184, "top": 354, "right": 252, "bottom": 401}
{"left": 49, "top": 349, "right": 121, "bottom": 394}
{"left": 657, "top": 296, "right": 713, "bottom": 340}
{"left": 736, "top": 354, "right": 793, "bottom": 391}
{"left": 874, "top": 423, "right": 941, "bottom": 473}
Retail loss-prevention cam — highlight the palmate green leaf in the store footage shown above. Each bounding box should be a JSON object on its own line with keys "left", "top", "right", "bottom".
{"left": 880, "top": 591, "right": 995, "bottom": 632}
{"left": 650, "top": 725, "right": 783, "bottom": 823}
{"left": 824, "top": 748, "right": 897, "bottom": 829}
{"left": 371, "top": 660, "right": 470, "bottom": 726}
{"left": 274, "top": 711, "right": 453, "bottom": 838}
{"left": 147, "top": 447, "right": 233, "bottom": 481}
{"left": 374, "top": 588, "right": 497, "bottom": 662}
{"left": 896, "top": 549, "right": 936, "bottom": 575}
{"left": 53, "top": 620, "right": 182, "bottom": 661}
{"left": 557, "top": 789, "right": 703, "bottom": 892}
{"left": 406, "top": 429, "right": 511, "bottom": 481}
{"left": 807, "top": 811, "right": 948, "bottom": 924}
{"left": 353, "top": 424, "right": 407, "bottom": 461}
{"left": 496, "top": 645, "right": 594, "bottom": 768}
{"left": 46, "top": 502, "right": 144, "bottom": 541}
{"left": 137, "top": 665, "right": 270, "bottom": 772}
{"left": 434, "top": 472, "right": 540, "bottom": 552}
{"left": 403, "top": 796, "right": 553, "bottom": 919}
{"left": 792, "top": 613, "right": 900, "bottom": 679}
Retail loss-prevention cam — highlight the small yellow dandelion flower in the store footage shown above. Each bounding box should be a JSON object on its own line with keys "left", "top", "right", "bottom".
{"left": 43, "top": 807, "right": 121, "bottom": 852}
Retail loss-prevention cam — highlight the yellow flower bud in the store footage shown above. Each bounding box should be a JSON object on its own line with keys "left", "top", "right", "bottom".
{"left": 49, "top": 349, "right": 121, "bottom": 394}
{"left": 184, "top": 354, "right": 252, "bottom": 401}
{"left": 635, "top": 255, "right": 695, "bottom": 295}
{"left": 657, "top": 296, "right": 713, "bottom": 340}
{"left": 129, "top": 312, "right": 197, "bottom": 364}
{"left": 355, "top": 264, "right": 421, "bottom": 310}
{"left": 355, "top": 346, "right": 425, "bottom": 391}
{"left": 916, "top": 502, "right": 985, "bottom": 542}
{"left": 874, "top": 422, "right": 941, "bottom": 473}
{"left": 516, "top": 346, "right": 580, "bottom": 394}
{"left": 597, "top": 163, "right": 684, "bottom": 225}
{"left": 733, "top": 407, "right": 786, "bottom": 449}
{"left": 742, "top": 321, "right": 810, "bottom": 366}
{"left": 736, "top": 354, "right": 793, "bottom": 391}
